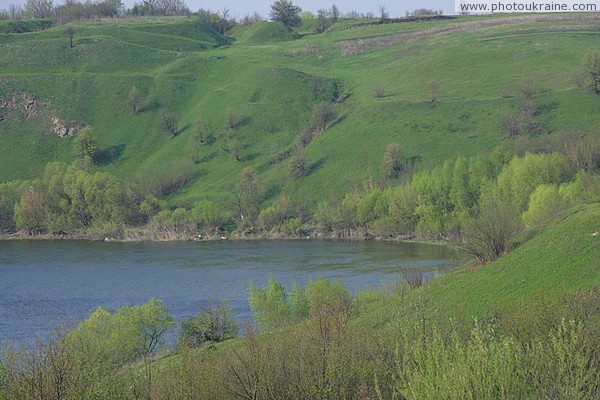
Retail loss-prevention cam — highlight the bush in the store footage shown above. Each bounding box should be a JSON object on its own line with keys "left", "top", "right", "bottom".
{"left": 179, "top": 301, "right": 237, "bottom": 347}
{"left": 288, "top": 151, "right": 309, "bottom": 178}
{"left": 383, "top": 143, "right": 405, "bottom": 178}
{"left": 522, "top": 184, "right": 570, "bottom": 230}
{"left": 461, "top": 197, "right": 522, "bottom": 264}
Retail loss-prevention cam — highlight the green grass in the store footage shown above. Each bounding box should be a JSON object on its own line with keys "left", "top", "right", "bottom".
{"left": 360, "top": 203, "right": 600, "bottom": 328}
{"left": 1, "top": 14, "right": 600, "bottom": 208}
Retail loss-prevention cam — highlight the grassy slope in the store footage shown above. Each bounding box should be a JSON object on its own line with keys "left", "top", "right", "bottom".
{"left": 1, "top": 15, "right": 600, "bottom": 208}
{"left": 361, "top": 203, "right": 600, "bottom": 328}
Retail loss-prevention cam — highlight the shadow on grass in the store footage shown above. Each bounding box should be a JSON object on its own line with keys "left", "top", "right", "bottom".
{"left": 95, "top": 144, "right": 125, "bottom": 165}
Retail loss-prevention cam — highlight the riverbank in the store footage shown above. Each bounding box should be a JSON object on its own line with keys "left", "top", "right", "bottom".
{"left": 0, "top": 229, "right": 450, "bottom": 245}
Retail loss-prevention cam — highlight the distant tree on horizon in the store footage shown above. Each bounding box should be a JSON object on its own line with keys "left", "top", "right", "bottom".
{"left": 270, "top": 0, "right": 302, "bottom": 28}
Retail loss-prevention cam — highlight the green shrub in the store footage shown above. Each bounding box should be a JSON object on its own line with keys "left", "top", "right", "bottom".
{"left": 179, "top": 301, "right": 237, "bottom": 347}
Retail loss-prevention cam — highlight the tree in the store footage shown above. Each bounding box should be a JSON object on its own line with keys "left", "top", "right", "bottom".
{"left": 461, "top": 197, "right": 522, "bottom": 264}
{"left": 160, "top": 111, "right": 178, "bottom": 137}
{"left": 289, "top": 150, "right": 309, "bottom": 178}
{"left": 330, "top": 4, "right": 340, "bottom": 23}
{"left": 428, "top": 78, "right": 439, "bottom": 104}
{"left": 383, "top": 143, "right": 405, "bottom": 178}
{"left": 179, "top": 301, "right": 237, "bottom": 347}
{"left": 378, "top": 4, "right": 389, "bottom": 20}
{"left": 585, "top": 51, "right": 600, "bottom": 94}
{"left": 236, "top": 168, "right": 264, "bottom": 223}
{"left": 270, "top": 0, "right": 302, "bottom": 28}
{"left": 25, "top": 0, "right": 53, "bottom": 18}
{"left": 72, "top": 127, "right": 99, "bottom": 163}
{"left": 128, "top": 85, "right": 141, "bottom": 114}
{"left": 64, "top": 27, "right": 75, "bottom": 48}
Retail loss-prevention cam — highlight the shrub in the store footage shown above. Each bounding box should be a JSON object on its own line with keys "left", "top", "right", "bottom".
{"left": 248, "top": 278, "right": 290, "bottom": 331}
{"left": 522, "top": 184, "right": 571, "bottom": 230}
{"left": 461, "top": 197, "right": 522, "bottom": 264}
{"left": 383, "top": 143, "right": 405, "bottom": 178}
{"left": 373, "top": 84, "right": 385, "bottom": 98}
{"left": 288, "top": 150, "right": 309, "bottom": 178}
{"left": 179, "top": 301, "right": 237, "bottom": 347}
{"left": 72, "top": 127, "right": 99, "bottom": 163}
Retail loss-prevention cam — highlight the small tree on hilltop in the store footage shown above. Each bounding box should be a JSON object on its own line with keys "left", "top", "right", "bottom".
{"left": 383, "top": 143, "right": 405, "bottom": 178}
{"left": 128, "top": 85, "right": 142, "bottom": 114}
{"left": 160, "top": 111, "right": 178, "bottom": 137}
{"left": 64, "top": 27, "right": 75, "bottom": 48}
{"left": 270, "top": 0, "right": 302, "bottom": 28}
{"left": 585, "top": 51, "right": 600, "bottom": 94}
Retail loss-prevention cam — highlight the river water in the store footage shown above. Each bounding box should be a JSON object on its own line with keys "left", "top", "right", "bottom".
{"left": 0, "top": 239, "right": 458, "bottom": 344}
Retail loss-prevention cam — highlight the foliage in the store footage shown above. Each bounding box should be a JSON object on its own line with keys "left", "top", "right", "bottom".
{"left": 382, "top": 143, "right": 405, "bottom": 178}
{"left": 461, "top": 196, "right": 522, "bottom": 263}
{"left": 71, "top": 127, "right": 99, "bottom": 163}
{"left": 585, "top": 51, "right": 600, "bottom": 93}
{"left": 269, "top": 0, "right": 302, "bottom": 28}
{"left": 179, "top": 301, "right": 237, "bottom": 347}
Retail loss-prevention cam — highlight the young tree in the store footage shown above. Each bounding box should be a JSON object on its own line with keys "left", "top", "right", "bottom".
{"left": 378, "top": 4, "right": 389, "bottom": 20}
{"left": 72, "top": 127, "right": 99, "bottom": 163}
{"left": 64, "top": 26, "right": 75, "bottom": 48}
{"left": 128, "top": 85, "right": 142, "bottom": 114}
{"left": 585, "top": 51, "right": 600, "bottom": 94}
{"left": 160, "top": 111, "right": 178, "bottom": 137}
{"left": 383, "top": 143, "right": 405, "bottom": 178}
{"left": 25, "top": 0, "right": 53, "bottom": 18}
{"left": 289, "top": 150, "right": 309, "bottom": 178}
{"left": 270, "top": 0, "right": 302, "bottom": 28}
{"left": 330, "top": 4, "right": 340, "bottom": 23}
{"left": 237, "top": 167, "right": 264, "bottom": 223}
{"left": 428, "top": 78, "right": 439, "bottom": 104}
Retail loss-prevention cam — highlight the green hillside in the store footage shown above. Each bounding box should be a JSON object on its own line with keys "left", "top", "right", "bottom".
{"left": 2, "top": 14, "right": 600, "bottom": 209}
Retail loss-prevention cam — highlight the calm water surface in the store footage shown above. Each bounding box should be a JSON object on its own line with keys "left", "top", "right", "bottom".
{"left": 0, "top": 240, "right": 458, "bottom": 344}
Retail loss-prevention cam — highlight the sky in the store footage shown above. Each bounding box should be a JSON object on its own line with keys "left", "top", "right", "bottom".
{"left": 0, "top": 0, "right": 455, "bottom": 18}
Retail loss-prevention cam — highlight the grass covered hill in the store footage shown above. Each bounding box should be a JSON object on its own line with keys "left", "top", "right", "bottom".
{"left": 2, "top": 13, "right": 600, "bottom": 210}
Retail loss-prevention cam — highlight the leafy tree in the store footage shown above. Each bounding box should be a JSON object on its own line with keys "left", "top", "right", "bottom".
{"left": 495, "top": 153, "right": 575, "bottom": 211}
{"left": 523, "top": 184, "right": 570, "bottom": 230}
{"left": 14, "top": 189, "right": 47, "bottom": 233}
{"left": 72, "top": 127, "right": 99, "bottom": 163}
{"left": 270, "top": 0, "right": 302, "bottom": 28}
{"left": 585, "top": 51, "right": 600, "bottom": 93}
{"left": 160, "top": 111, "right": 178, "bottom": 137}
{"left": 191, "top": 200, "right": 229, "bottom": 234}
{"left": 67, "top": 299, "right": 174, "bottom": 363}
{"left": 383, "top": 143, "right": 405, "bottom": 178}
{"left": 128, "top": 85, "right": 141, "bottom": 114}
{"left": 248, "top": 278, "right": 290, "bottom": 331}
{"left": 179, "top": 301, "right": 237, "bottom": 347}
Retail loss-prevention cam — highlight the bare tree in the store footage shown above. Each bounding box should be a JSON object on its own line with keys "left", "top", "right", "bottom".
{"left": 160, "top": 112, "right": 178, "bottom": 137}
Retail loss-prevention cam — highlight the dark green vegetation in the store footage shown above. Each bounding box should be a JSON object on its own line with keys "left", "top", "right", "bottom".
{"left": 1, "top": 204, "right": 599, "bottom": 399}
